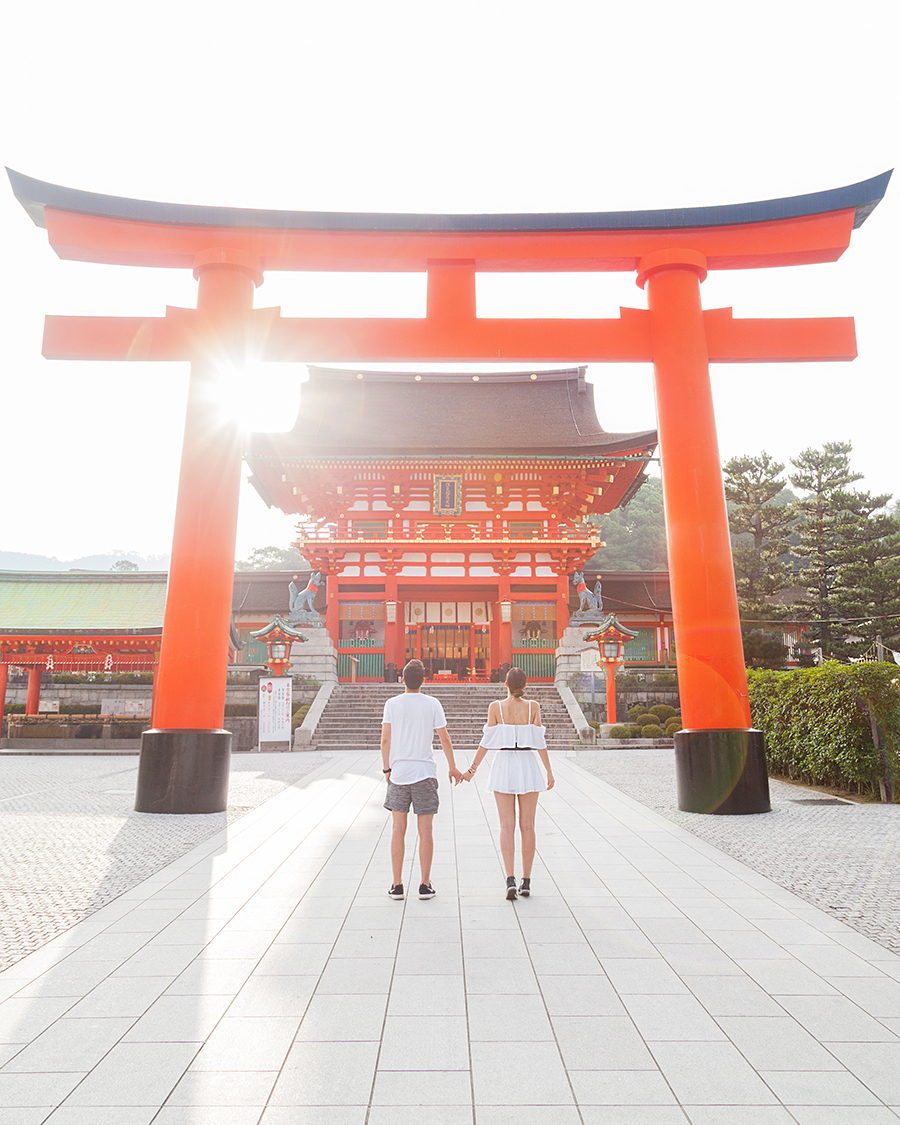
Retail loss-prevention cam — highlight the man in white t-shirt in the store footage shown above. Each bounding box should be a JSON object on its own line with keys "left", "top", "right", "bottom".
{"left": 381, "top": 659, "right": 462, "bottom": 900}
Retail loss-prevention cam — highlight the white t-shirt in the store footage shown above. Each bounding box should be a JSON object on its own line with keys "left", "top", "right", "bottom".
{"left": 382, "top": 692, "right": 447, "bottom": 785}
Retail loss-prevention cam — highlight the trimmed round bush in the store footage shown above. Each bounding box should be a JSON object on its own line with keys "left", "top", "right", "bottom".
{"left": 666, "top": 719, "right": 682, "bottom": 734}
{"left": 649, "top": 704, "right": 677, "bottom": 722}
{"left": 627, "top": 704, "right": 648, "bottom": 721}
{"left": 640, "top": 723, "right": 665, "bottom": 739}
{"left": 628, "top": 725, "right": 644, "bottom": 738}
{"left": 291, "top": 704, "right": 311, "bottom": 731}
{"left": 609, "top": 726, "right": 632, "bottom": 739}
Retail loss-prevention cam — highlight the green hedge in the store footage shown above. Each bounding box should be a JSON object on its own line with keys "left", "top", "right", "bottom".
{"left": 747, "top": 663, "right": 900, "bottom": 798}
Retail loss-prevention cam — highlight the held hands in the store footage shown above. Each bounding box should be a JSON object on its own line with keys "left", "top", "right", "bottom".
{"left": 449, "top": 767, "right": 464, "bottom": 786}
{"left": 461, "top": 764, "right": 477, "bottom": 783}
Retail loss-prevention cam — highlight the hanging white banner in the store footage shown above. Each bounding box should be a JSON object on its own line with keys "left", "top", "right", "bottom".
{"left": 258, "top": 677, "right": 292, "bottom": 743}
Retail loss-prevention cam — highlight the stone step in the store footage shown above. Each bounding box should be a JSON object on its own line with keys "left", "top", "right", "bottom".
{"left": 308, "top": 682, "right": 580, "bottom": 753}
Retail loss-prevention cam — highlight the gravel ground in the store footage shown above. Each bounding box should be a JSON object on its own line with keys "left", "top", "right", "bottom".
{"left": 0, "top": 753, "right": 326, "bottom": 971}
{"left": 577, "top": 747, "right": 900, "bottom": 956}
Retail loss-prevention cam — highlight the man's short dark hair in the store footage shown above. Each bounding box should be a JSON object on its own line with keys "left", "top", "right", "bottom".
{"left": 402, "top": 659, "right": 425, "bottom": 690}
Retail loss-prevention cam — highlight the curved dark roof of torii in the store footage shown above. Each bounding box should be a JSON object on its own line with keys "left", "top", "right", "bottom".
{"left": 247, "top": 367, "right": 657, "bottom": 461}
{"left": 7, "top": 168, "right": 891, "bottom": 233}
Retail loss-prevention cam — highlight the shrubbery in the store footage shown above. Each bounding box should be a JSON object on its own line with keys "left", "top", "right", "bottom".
{"left": 292, "top": 704, "right": 311, "bottom": 731}
{"left": 224, "top": 703, "right": 257, "bottom": 717}
{"left": 649, "top": 704, "right": 676, "bottom": 722}
{"left": 747, "top": 662, "right": 900, "bottom": 798}
{"left": 609, "top": 726, "right": 632, "bottom": 739}
{"left": 640, "top": 723, "right": 665, "bottom": 738}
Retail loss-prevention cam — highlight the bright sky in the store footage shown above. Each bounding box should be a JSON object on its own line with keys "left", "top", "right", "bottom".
{"left": 1, "top": 1, "right": 897, "bottom": 563}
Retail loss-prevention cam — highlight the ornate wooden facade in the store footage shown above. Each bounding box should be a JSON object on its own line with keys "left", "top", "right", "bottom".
{"left": 246, "top": 366, "right": 657, "bottom": 681}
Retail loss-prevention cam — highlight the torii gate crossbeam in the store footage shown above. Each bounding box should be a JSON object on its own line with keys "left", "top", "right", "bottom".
{"left": 8, "top": 168, "right": 890, "bottom": 815}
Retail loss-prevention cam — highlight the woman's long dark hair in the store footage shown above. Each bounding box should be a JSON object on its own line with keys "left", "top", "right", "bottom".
{"left": 505, "top": 667, "right": 527, "bottom": 698}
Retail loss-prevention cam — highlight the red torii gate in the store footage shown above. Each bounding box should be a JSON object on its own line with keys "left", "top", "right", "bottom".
{"left": 8, "top": 168, "right": 890, "bottom": 814}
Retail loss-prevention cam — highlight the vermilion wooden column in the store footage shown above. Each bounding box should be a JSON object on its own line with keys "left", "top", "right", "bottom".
{"left": 26, "top": 668, "right": 41, "bottom": 715}
{"left": 325, "top": 576, "right": 340, "bottom": 669}
{"left": 639, "top": 250, "right": 769, "bottom": 814}
{"left": 556, "top": 574, "right": 570, "bottom": 636}
{"left": 498, "top": 575, "right": 512, "bottom": 672}
{"left": 136, "top": 250, "right": 261, "bottom": 813}
{"left": 0, "top": 664, "right": 9, "bottom": 733}
{"left": 384, "top": 573, "right": 398, "bottom": 677}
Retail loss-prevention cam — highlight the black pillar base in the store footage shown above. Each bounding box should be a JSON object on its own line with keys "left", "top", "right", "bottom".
{"left": 135, "top": 729, "right": 231, "bottom": 814}
{"left": 674, "top": 729, "right": 771, "bottom": 815}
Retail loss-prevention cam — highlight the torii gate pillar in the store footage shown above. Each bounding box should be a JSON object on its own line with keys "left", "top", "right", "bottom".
{"left": 640, "top": 250, "right": 766, "bottom": 813}
{"left": 135, "top": 253, "right": 260, "bottom": 813}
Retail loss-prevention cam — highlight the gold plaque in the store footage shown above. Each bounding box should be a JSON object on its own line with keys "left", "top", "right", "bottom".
{"left": 433, "top": 474, "right": 462, "bottom": 516}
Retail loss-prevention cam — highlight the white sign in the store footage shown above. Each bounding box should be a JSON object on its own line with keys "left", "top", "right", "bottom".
{"left": 580, "top": 648, "right": 601, "bottom": 671}
{"left": 38, "top": 700, "right": 60, "bottom": 713}
{"left": 101, "top": 698, "right": 151, "bottom": 716}
{"left": 258, "top": 677, "right": 292, "bottom": 743}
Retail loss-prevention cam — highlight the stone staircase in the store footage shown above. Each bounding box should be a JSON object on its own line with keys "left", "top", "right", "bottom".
{"left": 309, "top": 682, "right": 579, "bottom": 754}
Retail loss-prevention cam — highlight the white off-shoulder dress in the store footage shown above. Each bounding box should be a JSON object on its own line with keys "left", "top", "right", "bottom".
{"left": 483, "top": 699, "right": 548, "bottom": 795}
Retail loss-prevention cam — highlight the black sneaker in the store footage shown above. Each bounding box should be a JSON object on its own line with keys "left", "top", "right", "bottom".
{"left": 388, "top": 884, "right": 405, "bottom": 900}
{"left": 418, "top": 883, "right": 436, "bottom": 899}
{"left": 519, "top": 878, "right": 531, "bottom": 897}
{"left": 506, "top": 876, "right": 518, "bottom": 901}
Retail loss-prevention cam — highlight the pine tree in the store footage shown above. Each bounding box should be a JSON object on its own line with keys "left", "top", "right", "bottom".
{"left": 831, "top": 499, "right": 900, "bottom": 657}
{"left": 589, "top": 476, "right": 667, "bottom": 570}
{"left": 789, "top": 441, "right": 869, "bottom": 655}
{"left": 723, "top": 452, "right": 795, "bottom": 606}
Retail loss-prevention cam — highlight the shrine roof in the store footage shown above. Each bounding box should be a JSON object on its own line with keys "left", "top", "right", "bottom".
{"left": 0, "top": 572, "right": 166, "bottom": 633}
{"left": 248, "top": 367, "right": 657, "bottom": 460}
{"left": 8, "top": 168, "right": 891, "bottom": 233}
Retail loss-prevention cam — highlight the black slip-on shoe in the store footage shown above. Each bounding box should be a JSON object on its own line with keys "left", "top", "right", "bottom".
{"left": 519, "top": 878, "right": 531, "bottom": 897}
{"left": 388, "top": 884, "right": 405, "bottom": 900}
{"left": 418, "top": 883, "right": 436, "bottom": 899}
{"left": 506, "top": 876, "right": 518, "bottom": 901}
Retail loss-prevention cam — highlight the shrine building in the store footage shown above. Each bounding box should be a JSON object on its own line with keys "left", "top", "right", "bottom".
{"left": 244, "top": 366, "right": 658, "bottom": 682}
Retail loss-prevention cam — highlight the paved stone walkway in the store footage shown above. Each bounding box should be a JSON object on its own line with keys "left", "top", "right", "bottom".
{"left": 0, "top": 755, "right": 326, "bottom": 973}
{"left": 578, "top": 748, "right": 900, "bottom": 957}
{"left": 2, "top": 751, "right": 900, "bottom": 1122}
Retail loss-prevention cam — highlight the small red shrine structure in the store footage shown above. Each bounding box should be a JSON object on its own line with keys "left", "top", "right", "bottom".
{"left": 246, "top": 365, "right": 655, "bottom": 682}
{"left": 8, "top": 166, "right": 890, "bottom": 815}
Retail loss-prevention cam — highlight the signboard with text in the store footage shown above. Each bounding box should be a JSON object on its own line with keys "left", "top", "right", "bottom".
{"left": 258, "top": 677, "right": 292, "bottom": 743}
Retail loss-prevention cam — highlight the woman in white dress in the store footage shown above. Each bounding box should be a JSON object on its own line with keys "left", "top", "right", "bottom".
{"left": 462, "top": 667, "right": 555, "bottom": 900}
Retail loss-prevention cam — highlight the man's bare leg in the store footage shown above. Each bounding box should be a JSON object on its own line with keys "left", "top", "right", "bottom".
{"left": 391, "top": 811, "right": 407, "bottom": 886}
{"left": 417, "top": 814, "right": 434, "bottom": 886}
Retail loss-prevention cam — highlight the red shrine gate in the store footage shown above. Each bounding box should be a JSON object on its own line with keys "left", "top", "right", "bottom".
{"left": 244, "top": 364, "right": 657, "bottom": 685}
{"left": 8, "top": 168, "right": 890, "bottom": 814}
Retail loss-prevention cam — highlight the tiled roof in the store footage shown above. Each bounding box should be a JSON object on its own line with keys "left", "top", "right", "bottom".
{"left": 0, "top": 573, "right": 166, "bottom": 632}
{"left": 249, "top": 367, "right": 656, "bottom": 460}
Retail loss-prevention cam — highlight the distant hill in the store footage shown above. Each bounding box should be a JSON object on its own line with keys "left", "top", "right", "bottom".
{"left": 0, "top": 551, "right": 170, "bottom": 572}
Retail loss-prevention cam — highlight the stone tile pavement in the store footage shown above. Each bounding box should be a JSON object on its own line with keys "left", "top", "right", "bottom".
{"left": 0, "top": 755, "right": 327, "bottom": 972}
{"left": 0, "top": 750, "right": 900, "bottom": 1122}
{"left": 578, "top": 748, "right": 900, "bottom": 957}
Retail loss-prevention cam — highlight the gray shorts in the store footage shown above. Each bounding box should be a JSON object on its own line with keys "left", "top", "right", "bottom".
{"left": 384, "top": 776, "right": 439, "bottom": 815}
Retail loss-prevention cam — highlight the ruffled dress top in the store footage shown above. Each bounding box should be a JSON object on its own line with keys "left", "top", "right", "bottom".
{"left": 483, "top": 699, "right": 548, "bottom": 794}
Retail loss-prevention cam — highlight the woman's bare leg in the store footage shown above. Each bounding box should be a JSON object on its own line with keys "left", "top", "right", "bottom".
{"left": 494, "top": 792, "right": 517, "bottom": 878}
{"left": 517, "top": 792, "right": 539, "bottom": 879}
